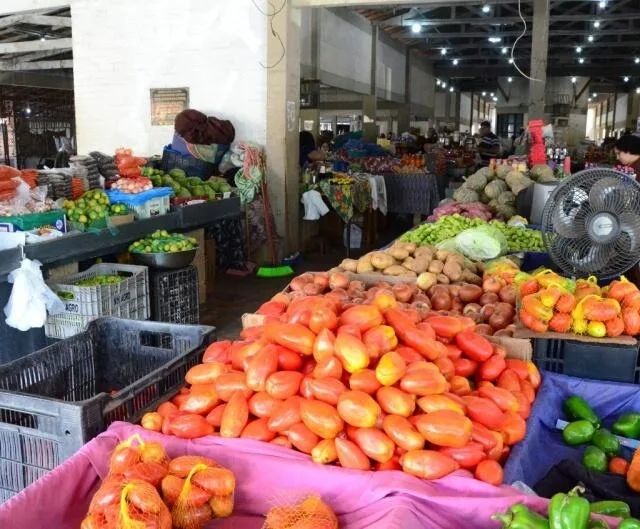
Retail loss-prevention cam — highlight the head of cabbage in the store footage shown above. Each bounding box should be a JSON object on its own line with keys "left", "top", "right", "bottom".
{"left": 453, "top": 225, "right": 509, "bottom": 261}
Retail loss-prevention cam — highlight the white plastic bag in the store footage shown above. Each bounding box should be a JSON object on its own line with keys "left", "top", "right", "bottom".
{"left": 4, "top": 258, "right": 65, "bottom": 331}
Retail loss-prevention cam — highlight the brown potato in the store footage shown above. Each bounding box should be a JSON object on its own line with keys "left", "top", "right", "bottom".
{"left": 463, "top": 258, "right": 478, "bottom": 274}
{"left": 387, "top": 246, "right": 410, "bottom": 261}
{"left": 436, "top": 273, "right": 451, "bottom": 284}
{"left": 370, "top": 252, "right": 395, "bottom": 270}
{"left": 356, "top": 257, "right": 374, "bottom": 274}
{"left": 383, "top": 265, "right": 410, "bottom": 276}
{"left": 442, "top": 259, "right": 463, "bottom": 282}
{"left": 461, "top": 269, "right": 482, "bottom": 285}
{"left": 435, "top": 250, "right": 451, "bottom": 262}
{"left": 403, "top": 256, "right": 415, "bottom": 269}
{"left": 340, "top": 259, "right": 358, "bottom": 273}
{"left": 428, "top": 260, "right": 444, "bottom": 275}
{"left": 414, "top": 246, "right": 434, "bottom": 258}
{"left": 399, "top": 242, "right": 417, "bottom": 254}
{"left": 406, "top": 255, "right": 431, "bottom": 274}
{"left": 417, "top": 272, "right": 438, "bottom": 291}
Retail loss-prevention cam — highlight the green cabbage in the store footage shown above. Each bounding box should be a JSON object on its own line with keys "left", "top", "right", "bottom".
{"left": 463, "top": 172, "right": 488, "bottom": 191}
{"left": 484, "top": 180, "right": 508, "bottom": 199}
{"left": 453, "top": 187, "right": 479, "bottom": 203}
{"left": 497, "top": 190, "right": 516, "bottom": 205}
{"left": 454, "top": 225, "right": 508, "bottom": 260}
{"left": 496, "top": 165, "right": 512, "bottom": 180}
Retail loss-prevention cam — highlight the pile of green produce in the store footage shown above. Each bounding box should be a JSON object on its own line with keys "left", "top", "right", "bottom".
{"left": 493, "top": 487, "right": 636, "bottom": 528}
{"left": 75, "top": 275, "right": 124, "bottom": 287}
{"left": 400, "top": 214, "right": 545, "bottom": 252}
{"left": 561, "top": 395, "right": 639, "bottom": 475}
{"left": 129, "top": 229, "right": 199, "bottom": 254}
{"left": 63, "top": 190, "right": 111, "bottom": 227}
{"left": 141, "top": 167, "right": 232, "bottom": 200}
{"left": 109, "top": 203, "right": 130, "bottom": 216}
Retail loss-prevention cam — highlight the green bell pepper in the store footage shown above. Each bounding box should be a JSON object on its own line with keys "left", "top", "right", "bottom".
{"left": 613, "top": 413, "right": 640, "bottom": 440}
{"left": 583, "top": 446, "right": 608, "bottom": 472}
{"left": 563, "top": 420, "right": 596, "bottom": 446}
{"left": 591, "top": 428, "right": 620, "bottom": 457}
{"left": 588, "top": 521, "right": 610, "bottom": 529}
{"left": 620, "top": 519, "right": 640, "bottom": 529}
{"left": 589, "top": 500, "right": 631, "bottom": 519}
{"left": 564, "top": 396, "right": 600, "bottom": 428}
{"left": 492, "top": 504, "right": 550, "bottom": 529}
{"left": 549, "top": 486, "right": 590, "bottom": 529}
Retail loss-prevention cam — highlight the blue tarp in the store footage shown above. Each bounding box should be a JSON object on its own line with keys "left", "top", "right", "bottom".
{"left": 504, "top": 371, "right": 640, "bottom": 486}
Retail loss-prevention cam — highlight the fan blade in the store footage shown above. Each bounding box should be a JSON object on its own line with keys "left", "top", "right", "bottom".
{"left": 619, "top": 212, "right": 640, "bottom": 252}
{"left": 552, "top": 206, "right": 586, "bottom": 239}
{"left": 554, "top": 238, "right": 611, "bottom": 274}
{"left": 589, "top": 177, "right": 627, "bottom": 211}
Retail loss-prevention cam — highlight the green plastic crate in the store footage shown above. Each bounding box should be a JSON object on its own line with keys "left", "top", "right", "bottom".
{"left": 0, "top": 210, "right": 67, "bottom": 232}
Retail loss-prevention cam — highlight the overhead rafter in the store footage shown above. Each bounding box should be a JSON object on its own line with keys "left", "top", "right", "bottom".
{"left": 0, "top": 59, "right": 72, "bottom": 71}
{"left": 0, "top": 14, "right": 71, "bottom": 30}
{"left": 0, "top": 38, "right": 72, "bottom": 55}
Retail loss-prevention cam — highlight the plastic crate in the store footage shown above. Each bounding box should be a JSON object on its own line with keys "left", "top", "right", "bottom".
{"left": 0, "top": 210, "right": 67, "bottom": 233}
{"left": 161, "top": 145, "right": 217, "bottom": 179}
{"left": 0, "top": 317, "right": 215, "bottom": 501}
{"left": 151, "top": 266, "right": 199, "bottom": 324}
{"left": 47, "top": 263, "right": 149, "bottom": 318}
{"left": 532, "top": 338, "right": 640, "bottom": 384}
{"left": 107, "top": 188, "right": 173, "bottom": 219}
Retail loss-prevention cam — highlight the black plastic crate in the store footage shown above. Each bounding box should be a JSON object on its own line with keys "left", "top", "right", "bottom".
{"left": 151, "top": 266, "right": 199, "bottom": 324}
{"left": 533, "top": 338, "right": 640, "bottom": 384}
{"left": 0, "top": 317, "right": 214, "bottom": 501}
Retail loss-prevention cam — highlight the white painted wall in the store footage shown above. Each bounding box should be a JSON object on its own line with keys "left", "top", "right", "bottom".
{"left": 459, "top": 92, "right": 472, "bottom": 129}
{"left": 319, "top": 8, "right": 371, "bottom": 94}
{"left": 376, "top": 39, "right": 405, "bottom": 101}
{"left": 615, "top": 94, "right": 629, "bottom": 129}
{"left": 434, "top": 92, "right": 447, "bottom": 118}
{"left": 410, "top": 58, "right": 435, "bottom": 116}
{"left": 71, "top": 0, "right": 268, "bottom": 155}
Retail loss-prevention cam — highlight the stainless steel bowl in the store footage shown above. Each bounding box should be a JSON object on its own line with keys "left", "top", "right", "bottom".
{"left": 133, "top": 248, "right": 197, "bottom": 269}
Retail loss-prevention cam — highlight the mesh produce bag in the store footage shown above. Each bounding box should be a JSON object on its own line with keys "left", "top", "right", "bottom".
{"left": 262, "top": 495, "right": 339, "bottom": 529}
{"left": 108, "top": 434, "right": 169, "bottom": 486}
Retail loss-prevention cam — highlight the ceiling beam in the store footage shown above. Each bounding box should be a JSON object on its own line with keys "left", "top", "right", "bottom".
{"left": 0, "top": 59, "right": 71, "bottom": 70}
{"left": 404, "top": 28, "right": 639, "bottom": 39}
{"left": 0, "top": 37, "right": 72, "bottom": 54}
{"left": 294, "top": 0, "right": 535, "bottom": 7}
{"left": 0, "top": 14, "right": 71, "bottom": 30}
{"left": 0, "top": 71, "right": 72, "bottom": 90}
{"left": 437, "top": 64, "right": 636, "bottom": 77}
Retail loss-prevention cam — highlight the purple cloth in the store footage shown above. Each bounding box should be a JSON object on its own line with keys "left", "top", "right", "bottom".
{"left": 0, "top": 422, "right": 621, "bottom": 528}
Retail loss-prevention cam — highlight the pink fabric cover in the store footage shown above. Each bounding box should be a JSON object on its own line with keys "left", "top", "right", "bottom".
{"left": 0, "top": 422, "right": 618, "bottom": 529}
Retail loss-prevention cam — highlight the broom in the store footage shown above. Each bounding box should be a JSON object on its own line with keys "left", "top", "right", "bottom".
{"left": 256, "top": 176, "right": 293, "bottom": 278}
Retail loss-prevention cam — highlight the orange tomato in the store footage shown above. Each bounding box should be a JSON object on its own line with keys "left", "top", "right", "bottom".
{"left": 241, "top": 418, "right": 276, "bottom": 442}
{"left": 475, "top": 459, "right": 504, "bottom": 485}
{"left": 185, "top": 362, "right": 229, "bottom": 385}
{"left": 312, "top": 356, "right": 343, "bottom": 380}
{"left": 349, "top": 369, "right": 382, "bottom": 394}
{"left": 168, "top": 455, "right": 217, "bottom": 478}
{"left": 215, "top": 372, "right": 252, "bottom": 401}
{"left": 375, "top": 351, "right": 407, "bottom": 386}
{"left": 311, "top": 438, "right": 338, "bottom": 465}
{"left": 265, "top": 323, "right": 316, "bottom": 356}
{"left": 400, "top": 450, "right": 459, "bottom": 480}
{"left": 337, "top": 390, "right": 381, "bottom": 428}
{"left": 141, "top": 412, "right": 164, "bottom": 432}
{"left": 396, "top": 346, "right": 424, "bottom": 364}
{"left": 334, "top": 333, "right": 370, "bottom": 373}
{"left": 308, "top": 306, "right": 338, "bottom": 334}
{"left": 382, "top": 415, "right": 424, "bottom": 452}
{"left": 520, "top": 380, "right": 536, "bottom": 404}
{"left": 209, "top": 493, "right": 234, "bottom": 518}
{"left": 453, "top": 358, "right": 478, "bottom": 378}
{"left": 276, "top": 346, "right": 304, "bottom": 372}
{"left": 363, "top": 325, "right": 398, "bottom": 358}
{"left": 335, "top": 438, "right": 371, "bottom": 470}
{"left": 231, "top": 340, "right": 263, "bottom": 371}
{"left": 192, "top": 467, "right": 236, "bottom": 497}
{"left": 440, "top": 442, "right": 485, "bottom": 469}
{"left": 478, "top": 355, "right": 507, "bottom": 382}
{"left": 313, "top": 328, "right": 336, "bottom": 362}
{"left": 500, "top": 411, "right": 527, "bottom": 445}
{"left": 513, "top": 392, "right": 531, "bottom": 420}
{"left": 497, "top": 369, "right": 521, "bottom": 393}
{"left": 471, "top": 421, "right": 498, "bottom": 451}
{"left": 417, "top": 394, "right": 465, "bottom": 415}
{"left": 248, "top": 391, "right": 280, "bottom": 418}
{"left": 376, "top": 386, "right": 416, "bottom": 417}
{"left": 414, "top": 410, "right": 472, "bottom": 448}
{"left": 268, "top": 396, "right": 303, "bottom": 433}
{"left": 246, "top": 345, "right": 279, "bottom": 392}
{"left": 288, "top": 422, "right": 320, "bottom": 454}
{"left": 487, "top": 431, "right": 504, "bottom": 461}
{"left": 609, "top": 457, "right": 629, "bottom": 475}
{"left": 477, "top": 386, "right": 520, "bottom": 413}
{"left": 180, "top": 384, "right": 219, "bottom": 415}
{"left": 202, "top": 340, "right": 232, "bottom": 364}
{"left": 169, "top": 414, "right": 214, "bottom": 439}
{"left": 265, "top": 371, "right": 304, "bottom": 399}
{"left": 123, "top": 462, "right": 168, "bottom": 488}
{"left": 463, "top": 396, "right": 505, "bottom": 431}
{"left": 400, "top": 367, "right": 447, "bottom": 396}
{"left": 220, "top": 391, "right": 249, "bottom": 438}
{"left": 300, "top": 399, "right": 344, "bottom": 439}
{"left": 308, "top": 377, "right": 347, "bottom": 406}
{"left": 352, "top": 428, "right": 395, "bottom": 463}
{"left": 449, "top": 375, "right": 472, "bottom": 396}
{"left": 434, "top": 356, "right": 455, "bottom": 380}
{"left": 271, "top": 436, "right": 292, "bottom": 449}
{"left": 526, "top": 361, "right": 542, "bottom": 389}
{"left": 339, "top": 305, "right": 383, "bottom": 332}
{"left": 156, "top": 401, "right": 178, "bottom": 418}
{"left": 205, "top": 403, "right": 226, "bottom": 427}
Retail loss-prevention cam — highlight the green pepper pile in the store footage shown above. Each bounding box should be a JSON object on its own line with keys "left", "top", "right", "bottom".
{"left": 128, "top": 230, "right": 199, "bottom": 254}
{"left": 492, "top": 486, "right": 637, "bottom": 528}
{"left": 560, "top": 395, "right": 640, "bottom": 473}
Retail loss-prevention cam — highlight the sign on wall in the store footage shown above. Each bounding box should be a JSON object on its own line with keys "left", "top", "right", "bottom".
{"left": 150, "top": 88, "right": 189, "bottom": 126}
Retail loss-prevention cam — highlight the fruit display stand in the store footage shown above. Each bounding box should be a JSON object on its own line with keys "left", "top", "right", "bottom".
{"left": 0, "top": 422, "right": 551, "bottom": 529}
{"left": 0, "top": 196, "right": 240, "bottom": 364}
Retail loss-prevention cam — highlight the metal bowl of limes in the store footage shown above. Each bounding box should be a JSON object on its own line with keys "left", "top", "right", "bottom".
{"left": 133, "top": 248, "right": 197, "bottom": 270}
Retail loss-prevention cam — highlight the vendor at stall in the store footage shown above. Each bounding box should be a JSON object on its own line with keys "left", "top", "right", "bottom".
{"left": 477, "top": 121, "right": 502, "bottom": 167}
{"left": 614, "top": 134, "right": 640, "bottom": 178}
{"left": 299, "top": 131, "right": 325, "bottom": 168}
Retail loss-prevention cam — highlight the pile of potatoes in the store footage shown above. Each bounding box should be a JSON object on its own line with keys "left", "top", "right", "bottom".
{"left": 336, "top": 242, "right": 483, "bottom": 290}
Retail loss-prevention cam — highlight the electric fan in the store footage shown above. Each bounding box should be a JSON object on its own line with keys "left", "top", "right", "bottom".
{"left": 540, "top": 167, "right": 640, "bottom": 279}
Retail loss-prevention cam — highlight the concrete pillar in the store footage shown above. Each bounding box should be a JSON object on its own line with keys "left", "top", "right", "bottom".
{"left": 362, "top": 23, "right": 378, "bottom": 142}
{"left": 627, "top": 92, "right": 640, "bottom": 130}
{"left": 266, "top": 3, "right": 301, "bottom": 255}
{"left": 528, "top": 0, "right": 550, "bottom": 119}
{"left": 332, "top": 115, "right": 338, "bottom": 134}
{"left": 397, "top": 105, "right": 411, "bottom": 134}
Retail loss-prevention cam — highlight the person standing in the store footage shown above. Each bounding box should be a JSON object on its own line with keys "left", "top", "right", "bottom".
{"left": 477, "top": 121, "right": 502, "bottom": 167}
{"left": 614, "top": 134, "right": 640, "bottom": 178}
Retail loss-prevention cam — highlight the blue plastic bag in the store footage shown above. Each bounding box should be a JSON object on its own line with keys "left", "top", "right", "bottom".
{"left": 504, "top": 371, "right": 640, "bottom": 487}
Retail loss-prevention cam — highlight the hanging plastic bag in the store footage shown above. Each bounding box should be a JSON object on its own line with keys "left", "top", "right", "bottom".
{"left": 453, "top": 225, "right": 509, "bottom": 261}
{"left": 4, "top": 258, "right": 65, "bottom": 331}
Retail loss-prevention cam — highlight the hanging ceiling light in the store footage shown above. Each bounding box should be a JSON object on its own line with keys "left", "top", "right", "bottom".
{"left": 635, "top": 57, "right": 640, "bottom": 64}
{"left": 578, "top": 58, "right": 585, "bottom": 64}
{"left": 490, "top": 92, "right": 495, "bottom": 97}
{"left": 488, "top": 37, "right": 502, "bottom": 43}
{"left": 588, "top": 35, "right": 594, "bottom": 42}
{"left": 624, "top": 76, "right": 630, "bottom": 82}
{"left": 592, "top": 92, "right": 598, "bottom": 97}
{"left": 593, "top": 20, "right": 601, "bottom": 28}
{"left": 507, "top": 77, "right": 513, "bottom": 83}
{"left": 482, "top": 4, "right": 491, "bottom": 13}
{"left": 411, "top": 22, "right": 421, "bottom": 34}
{"left": 441, "top": 48, "right": 447, "bottom": 55}
{"left": 576, "top": 46, "right": 582, "bottom": 53}
{"left": 598, "top": 0, "right": 606, "bottom": 8}
{"left": 501, "top": 47, "right": 508, "bottom": 54}
{"left": 508, "top": 58, "right": 513, "bottom": 64}
{"left": 436, "top": 79, "right": 441, "bottom": 86}
{"left": 588, "top": 97, "right": 593, "bottom": 102}
{"left": 442, "top": 82, "right": 447, "bottom": 88}
{"left": 636, "top": 87, "right": 640, "bottom": 94}
{"left": 453, "top": 58, "right": 459, "bottom": 66}
{"left": 449, "top": 86, "right": 454, "bottom": 92}
{"left": 571, "top": 77, "right": 577, "bottom": 83}
{"left": 25, "top": 107, "right": 31, "bottom": 114}
{"left": 492, "top": 96, "right": 498, "bottom": 101}
{"left": 482, "top": 92, "right": 487, "bottom": 96}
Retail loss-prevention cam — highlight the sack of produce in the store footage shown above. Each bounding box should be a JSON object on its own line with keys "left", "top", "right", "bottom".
{"left": 263, "top": 495, "right": 338, "bottom": 529}
{"left": 452, "top": 225, "right": 509, "bottom": 261}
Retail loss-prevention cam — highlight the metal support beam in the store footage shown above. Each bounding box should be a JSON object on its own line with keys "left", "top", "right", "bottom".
{"left": 0, "top": 70, "right": 72, "bottom": 90}
{"left": 370, "top": 23, "right": 377, "bottom": 95}
{"left": 0, "top": 14, "right": 71, "bottom": 30}
{"left": 406, "top": 28, "right": 639, "bottom": 40}
{"left": 528, "top": 0, "right": 550, "bottom": 119}
{"left": 0, "top": 38, "right": 72, "bottom": 55}
{"left": 0, "top": 59, "right": 71, "bottom": 70}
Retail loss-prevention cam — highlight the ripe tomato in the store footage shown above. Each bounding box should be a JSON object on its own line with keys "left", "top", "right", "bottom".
{"left": 265, "top": 371, "right": 304, "bottom": 399}
{"left": 241, "top": 418, "right": 277, "bottom": 442}
{"left": 463, "top": 396, "right": 505, "bottom": 431}
{"left": 417, "top": 395, "right": 465, "bottom": 415}
{"left": 475, "top": 459, "right": 504, "bottom": 485}
{"left": 288, "top": 422, "right": 320, "bottom": 454}
{"left": 245, "top": 346, "right": 279, "bottom": 392}
{"left": 349, "top": 369, "right": 382, "bottom": 395}
{"left": 440, "top": 442, "right": 485, "bottom": 469}
{"left": 168, "top": 456, "right": 218, "bottom": 478}
{"left": 215, "top": 372, "right": 252, "bottom": 401}
{"left": 334, "top": 438, "right": 371, "bottom": 471}
{"left": 123, "top": 462, "right": 168, "bottom": 487}
{"left": 337, "top": 390, "right": 381, "bottom": 428}
{"left": 202, "top": 340, "right": 232, "bottom": 364}
{"left": 141, "top": 412, "right": 163, "bottom": 432}
{"left": 220, "top": 391, "right": 249, "bottom": 438}
{"left": 170, "top": 414, "right": 214, "bottom": 439}
{"left": 339, "top": 305, "right": 383, "bottom": 332}
{"left": 311, "top": 439, "right": 338, "bottom": 465}
{"left": 265, "top": 323, "right": 316, "bottom": 356}
{"left": 308, "top": 377, "right": 347, "bottom": 406}
{"left": 399, "top": 367, "right": 447, "bottom": 396}
{"left": 248, "top": 392, "right": 280, "bottom": 418}
{"left": 109, "top": 446, "right": 140, "bottom": 474}
{"left": 185, "top": 362, "right": 229, "bottom": 385}
{"left": 300, "top": 399, "right": 344, "bottom": 439}
{"left": 313, "top": 328, "right": 336, "bottom": 362}
{"left": 312, "top": 356, "right": 343, "bottom": 380}
{"left": 376, "top": 387, "right": 416, "bottom": 417}
{"left": 400, "top": 450, "right": 459, "bottom": 480}
{"left": 268, "top": 396, "right": 303, "bottom": 433}
{"left": 334, "top": 333, "right": 370, "bottom": 373}
{"left": 414, "top": 410, "right": 473, "bottom": 448}
{"left": 192, "top": 467, "right": 236, "bottom": 496}
{"left": 308, "top": 306, "right": 338, "bottom": 334}
{"left": 205, "top": 403, "right": 226, "bottom": 428}
{"left": 180, "top": 384, "right": 219, "bottom": 415}
{"left": 156, "top": 401, "right": 178, "bottom": 418}
{"left": 271, "top": 436, "right": 292, "bottom": 449}
{"left": 375, "top": 351, "right": 407, "bottom": 387}
{"left": 382, "top": 415, "right": 424, "bottom": 452}
{"left": 276, "top": 346, "right": 303, "bottom": 371}
{"left": 351, "top": 428, "right": 395, "bottom": 464}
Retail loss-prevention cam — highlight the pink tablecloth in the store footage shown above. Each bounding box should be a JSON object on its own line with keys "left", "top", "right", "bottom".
{"left": 0, "top": 422, "right": 615, "bottom": 529}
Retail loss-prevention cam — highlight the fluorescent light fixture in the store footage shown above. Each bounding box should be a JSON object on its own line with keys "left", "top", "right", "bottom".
{"left": 441, "top": 48, "right": 447, "bottom": 55}
{"left": 492, "top": 97, "right": 498, "bottom": 101}
{"left": 412, "top": 22, "right": 421, "bottom": 34}
{"left": 576, "top": 46, "right": 582, "bottom": 53}
{"left": 508, "top": 58, "right": 514, "bottom": 64}
{"left": 482, "top": 92, "right": 486, "bottom": 96}
{"left": 636, "top": 87, "right": 640, "bottom": 94}
{"left": 490, "top": 92, "right": 495, "bottom": 97}
{"left": 442, "top": 82, "right": 447, "bottom": 88}
{"left": 579, "top": 58, "right": 585, "bottom": 64}
{"left": 636, "top": 57, "right": 640, "bottom": 64}
{"left": 588, "top": 35, "right": 594, "bottom": 42}
{"left": 40, "top": 36, "right": 45, "bottom": 42}
{"left": 453, "top": 59, "right": 459, "bottom": 66}
{"left": 571, "top": 77, "right": 577, "bottom": 83}
{"left": 599, "top": 0, "right": 606, "bottom": 8}
{"left": 501, "top": 47, "right": 508, "bottom": 54}
{"left": 482, "top": 5, "right": 491, "bottom": 13}
{"left": 488, "top": 37, "right": 501, "bottom": 43}
{"left": 594, "top": 20, "right": 600, "bottom": 28}
{"left": 592, "top": 92, "right": 597, "bottom": 97}
{"left": 449, "top": 86, "right": 454, "bottom": 92}
{"left": 507, "top": 77, "right": 513, "bottom": 83}
{"left": 624, "top": 76, "right": 630, "bottom": 82}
